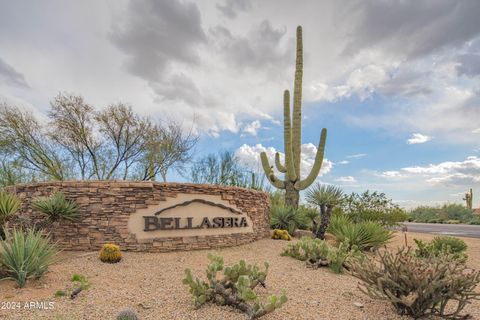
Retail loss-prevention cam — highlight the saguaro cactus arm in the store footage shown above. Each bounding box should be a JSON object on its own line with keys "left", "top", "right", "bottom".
{"left": 274, "top": 152, "right": 286, "bottom": 173}
{"left": 294, "top": 128, "right": 327, "bottom": 190}
{"left": 261, "top": 152, "right": 286, "bottom": 189}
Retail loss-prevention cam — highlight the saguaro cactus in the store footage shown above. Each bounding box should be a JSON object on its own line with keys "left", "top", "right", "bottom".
{"left": 463, "top": 188, "right": 473, "bottom": 210}
{"left": 260, "top": 26, "right": 327, "bottom": 209}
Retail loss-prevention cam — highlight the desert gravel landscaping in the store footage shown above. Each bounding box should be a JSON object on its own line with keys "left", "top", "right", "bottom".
{"left": 0, "top": 231, "right": 479, "bottom": 320}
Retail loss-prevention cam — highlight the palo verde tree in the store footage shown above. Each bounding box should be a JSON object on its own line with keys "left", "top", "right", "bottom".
{"left": 260, "top": 26, "right": 327, "bottom": 209}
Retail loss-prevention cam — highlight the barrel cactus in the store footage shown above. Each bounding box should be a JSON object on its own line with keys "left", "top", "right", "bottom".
{"left": 99, "top": 243, "right": 122, "bottom": 263}
{"left": 116, "top": 309, "right": 138, "bottom": 320}
{"left": 272, "top": 229, "right": 292, "bottom": 241}
{"left": 260, "top": 26, "right": 327, "bottom": 209}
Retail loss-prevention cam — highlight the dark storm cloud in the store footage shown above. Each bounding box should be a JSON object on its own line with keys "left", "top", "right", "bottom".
{"left": 216, "top": 0, "right": 252, "bottom": 19}
{"left": 0, "top": 57, "right": 29, "bottom": 88}
{"left": 109, "top": 0, "right": 206, "bottom": 82}
{"left": 379, "top": 68, "right": 433, "bottom": 97}
{"left": 343, "top": 0, "right": 480, "bottom": 60}
{"left": 211, "top": 20, "right": 293, "bottom": 72}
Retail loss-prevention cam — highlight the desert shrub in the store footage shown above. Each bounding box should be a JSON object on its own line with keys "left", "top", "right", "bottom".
{"left": 469, "top": 216, "right": 480, "bottom": 225}
{"left": 410, "top": 203, "right": 474, "bottom": 224}
{"left": 0, "top": 229, "right": 58, "bottom": 287}
{"left": 281, "top": 237, "right": 362, "bottom": 273}
{"left": 414, "top": 236, "right": 468, "bottom": 262}
{"left": 269, "top": 205, "right": 308, "bottom": 235}
{"left": 183, "top": 254, "right": 287, "bottom": 319}
{"left": 117, "top": 309, "right": 139, "bottom": 320}
{"left": 349, "top": 247, "right": 480, "bottom": 319}
{"left": 341, "top": 191, "right": 408, "bottom": 226}
{"left": 0, "top": 191, "right": 21, "bottom": 239}
{"left": 32, "top": 192, "right": 79, "bottom": 222}
{"left": 328, "top": 214, "right": 393, "bottom": 251}
{"left": 271, "top": 229, "right": 291, "bottom": 241}
{"left": 99, "top": 243, "right": 122, "bottom": 263}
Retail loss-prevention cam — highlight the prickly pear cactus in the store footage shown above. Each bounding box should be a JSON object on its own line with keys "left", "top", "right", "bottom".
{"left": 182, "top": 254, "right": 287, "bottom": 319}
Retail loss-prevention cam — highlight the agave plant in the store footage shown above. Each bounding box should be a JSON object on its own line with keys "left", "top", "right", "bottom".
{"left": 0, "top": 191, "right": 21, "bottom": 224}
{"left": 270, "top": 205, "right": 309, "bottom": 235}
{"left": 32, "top": 192, "right": 79, "bottom": 223}
{"left": 328, "top": 214, "right": 393, "bottom": 251}
{"left": 0, "top": 228, "right": 58, "bottom": 287}
{"left": 0, "top": 191, "right": 21, "bottom": 239}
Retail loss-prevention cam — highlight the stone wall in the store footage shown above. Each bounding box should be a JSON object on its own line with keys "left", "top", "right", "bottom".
{"left": 5, "top": 181, "right": 270, "bottom": 252}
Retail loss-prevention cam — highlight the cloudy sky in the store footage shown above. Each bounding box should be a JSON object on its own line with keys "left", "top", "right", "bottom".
{"left": 1, "top": 0, "right": 480, "bottom": 208}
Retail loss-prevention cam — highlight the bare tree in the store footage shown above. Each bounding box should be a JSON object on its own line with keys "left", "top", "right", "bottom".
{"left": 48, "top": 93, "right": 102, "bottom": 179}
{"left": 0, "top": 93, "right": 198, "bottom": 182}
{"left": 95, "top": 103, "right": 152, "bottom": 179}
{"left": 0, "top": 104, "right": 64, "bottom": 180}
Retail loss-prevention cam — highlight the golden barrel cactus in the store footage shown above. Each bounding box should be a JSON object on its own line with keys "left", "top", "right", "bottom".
{"left": 272, "top": 229, "right": 292, "bottom": 241}
{"left": 99, "top": 243, "right": 122, "bottom": 263}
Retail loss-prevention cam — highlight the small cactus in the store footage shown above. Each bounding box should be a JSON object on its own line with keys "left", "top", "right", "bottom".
{"left": 271, "top": 229, "right": 292, "bottom": 241}
{"left": 99, "top": 243, "right": 122, "bottom": 263}
{"left": 116, "top": 309, "right": 138, "bottom": 320}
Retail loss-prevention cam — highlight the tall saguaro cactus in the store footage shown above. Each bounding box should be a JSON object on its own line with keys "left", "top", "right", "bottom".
{"left": 463, "top": 188, "right": 473, "bottom": 210}
{"left": 260, "top": 26, "right": 327, "bottom": 209}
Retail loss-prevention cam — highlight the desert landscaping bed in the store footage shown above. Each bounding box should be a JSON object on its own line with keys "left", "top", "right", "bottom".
{"left": 0, "top": 232, "right": 479, "bottom": 320}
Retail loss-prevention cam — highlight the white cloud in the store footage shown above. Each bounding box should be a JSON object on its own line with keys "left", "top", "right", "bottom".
{"left": 346, "top": 153, "right": 367, "bottom": 159}
{"left": 241, "top": 120, "right": 261, "bottom": 136}
{"left": 234, "top": 143, "right": 332, "bottom": 179}
{"left": 380, "top": 156, "right": 480, "bottom": 186}
{"left": 407, "top": 133, "right": 432, "bottom": 144}
{"left": 472, "top": 128, "right": 480, "bottom": 134}
{"left": 377, "top": 171, "right": 405, "bottom": 179}
{"left": 335, "top": 176, "right": 357, "bottom": 183}
{"left": 336, "top": 160, "right": 349, "bottom": 165}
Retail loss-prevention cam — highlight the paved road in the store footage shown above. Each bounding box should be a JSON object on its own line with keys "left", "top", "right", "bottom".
{"left": 403, "top": 222, "right": 480, "bottom": 238}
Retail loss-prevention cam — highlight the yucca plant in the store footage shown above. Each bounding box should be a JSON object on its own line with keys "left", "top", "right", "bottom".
{"left": 328, "top": 214, "right": 393, "bottom": 251}
{"left": 0, "top": 229, "right": 58, "bottom": 287}
{"left": 305, "top": 183, "right": 344, "bottom": 239}
{"left": 32, "top": 192, "right": 79, "bottom": 223}
{"left": 0, "top": 191, "right": 21, "bottom": 239}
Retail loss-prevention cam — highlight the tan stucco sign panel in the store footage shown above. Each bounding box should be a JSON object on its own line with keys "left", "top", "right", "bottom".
{"left": 128, "top": 194, "right": 254, "bottom": 239}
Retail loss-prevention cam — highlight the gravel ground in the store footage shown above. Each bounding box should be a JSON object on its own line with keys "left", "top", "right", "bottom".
{"left": 0, "top": 232, "right": 479, "bottom": 320}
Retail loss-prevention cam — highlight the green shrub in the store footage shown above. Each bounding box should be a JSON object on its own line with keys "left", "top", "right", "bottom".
{"left": 0, "top": 229, "right": 58, "bottom": 287}
{"left": 349, "top": 247, "right": 480, "bottom": 319}
{"left": 469, "top": 217, "right": 480, "bottom": 225}
{"left": 269, "top": 205, "right": 308, "bottom": 235}
{"left": 281, "top": 237, "right": 362, "bottom": 273}
{"left": 54, "top": 290, "right": 65, "bottom": 297}
{"left": 328, "top": 214, "right": 393, "bottom": 251}
{"left": 414, "top": 236, "right": 468, "bottom": 262}
{"left": 183, "top": 254, "right": 287, "bottom": 318}
{"left": 116, "top": 309, "right": 139, "bottom": 320}
{"left": 71, "top": 274, "right": 90, "bottom": 290}
{"left": 342, "top": 191, "right": 408, "bottom": 226}
{"left": 411, "top": 203, "right": 474, "bottom": 224}
{"left": 32, "top": 192, "right": 79, "bottom": 222}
